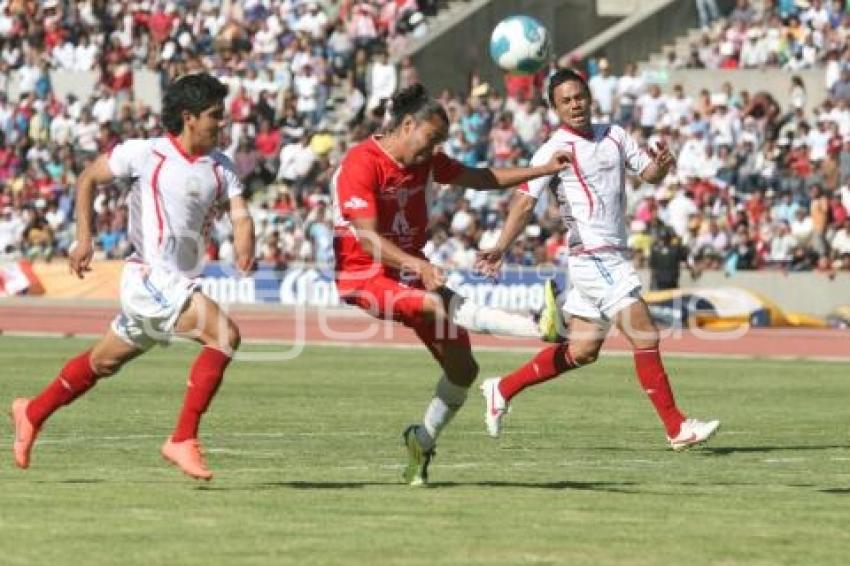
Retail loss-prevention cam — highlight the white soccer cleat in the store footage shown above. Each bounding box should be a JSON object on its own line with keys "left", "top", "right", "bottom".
{"left": 480, "top": 377, "right": 508, "bottom": 438}
{"left": 668, "top": 418, "right": 721, "bottom": 451}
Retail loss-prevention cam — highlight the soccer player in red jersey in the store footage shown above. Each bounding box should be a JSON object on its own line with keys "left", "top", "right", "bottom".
{"left": 477, "top": 69, "right": 720, "bottom": 450}
{"left": 10, "top": 74, "right": 255, "bottom": 480}
{"left": 332, "top": 84, "right": 571, "bottom": 485}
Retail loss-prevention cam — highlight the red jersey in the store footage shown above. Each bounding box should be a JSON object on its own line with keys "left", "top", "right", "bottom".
{"left": 332, "top": 136, "right": 463, "bottom": 276}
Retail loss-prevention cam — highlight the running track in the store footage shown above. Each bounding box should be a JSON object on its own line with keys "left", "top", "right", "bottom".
{"left": 0, "top": 301, "right": 847, "bottom": 362}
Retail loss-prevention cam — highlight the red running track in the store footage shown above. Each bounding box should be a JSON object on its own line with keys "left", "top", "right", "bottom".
{"left": 0, "top": 302, "right": 847, "bottom": 361}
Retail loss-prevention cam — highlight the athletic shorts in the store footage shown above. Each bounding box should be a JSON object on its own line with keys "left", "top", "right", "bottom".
{"left": 335, "top": 270, "right": 471, "bottom": 359}
{"left": 110, "top": 261, "right": 199, "bottom": 350}
{"left": 564, "top": 251, "right": 642, "bottom": 324}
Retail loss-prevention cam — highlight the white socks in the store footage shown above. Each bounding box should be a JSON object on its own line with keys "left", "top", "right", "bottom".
{"left": 418, "top": 375, "right": 469, "bottom": 451}
{"left": 451, "top": 299, "right": 540, "bottom": 338}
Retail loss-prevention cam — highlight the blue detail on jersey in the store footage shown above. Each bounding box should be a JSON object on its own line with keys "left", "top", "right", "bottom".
{"left": 591, "top": 256, "right": 615, "bottom": 286}
{"left": 142, "top": 275, "right": 170, "bottom": 307}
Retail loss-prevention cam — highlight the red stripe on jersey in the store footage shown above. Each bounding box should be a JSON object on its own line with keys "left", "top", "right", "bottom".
{"left": 605, "top": 132, "right": 622, "bottom": 153}
{"left": 518, "top": 182, "right": 530, "bottom": 193}
{"left": 151, "top": 150, "right": 167, "bottom": 247}
{"left": 568, "top": 142, "right": 594, "bottom": 217}
{"left": 211, "top": 162, "right": 223, "bottom": 201}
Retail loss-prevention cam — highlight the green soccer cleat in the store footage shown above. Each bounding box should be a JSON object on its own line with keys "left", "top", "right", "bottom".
{"left": 402, "top": 425, "right": 434, "bottom": 487}
{"left": 538, "top": 279, "right": 565, "bottom": 343}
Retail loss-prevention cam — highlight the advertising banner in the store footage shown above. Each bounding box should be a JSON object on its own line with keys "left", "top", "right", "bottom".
{"left": 200, "top": 263, "right": 568, "bottom": 312}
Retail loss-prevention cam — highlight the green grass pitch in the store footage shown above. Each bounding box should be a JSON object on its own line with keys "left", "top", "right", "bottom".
{"left": 1, "top": 336, "right": 849, "bottom": 565}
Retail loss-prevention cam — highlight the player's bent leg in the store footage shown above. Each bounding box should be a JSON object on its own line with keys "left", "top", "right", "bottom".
{"left": 616, "top": 299, "right": 720, "bottom": 449}
{"left": 11, "top": 330, "right": 142, "bottom": 469}
{"left": 163, "top": 292, "right": 239, "bottom": 480}
{"left": 434, "top": 285, "right": 565, "bottom": 342}
{"left": 483, "top": 316, "right": 604, "bottom": 438}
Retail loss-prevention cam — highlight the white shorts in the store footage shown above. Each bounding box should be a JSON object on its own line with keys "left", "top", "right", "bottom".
{"left": 564, "top": 252, "right": 642, "bottom": 324}
{"left": 110, "top": 261, "right": 199, "bottom": 350}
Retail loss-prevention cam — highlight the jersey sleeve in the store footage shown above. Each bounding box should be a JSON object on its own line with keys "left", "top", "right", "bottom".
{"left": 431, "top": 151, "right": 464, "bottom": 184}
{"left": 213, "top": 153, "right": 245, "bottom": 201}
{"left": 619, "top": 127, "right": 652, "bottom": 175}
{"left": 518, "top": 143, "right": 556, "bottom": 200}
{"left": 107, "top": 139, "right": 151, "bottom": 178}
{"left": 335, "top": 153, "right": 378, "bottom": 220}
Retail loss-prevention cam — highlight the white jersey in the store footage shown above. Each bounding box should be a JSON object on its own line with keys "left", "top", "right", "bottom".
{"left": 107, "top": 135, "right": 244, "bottom": 277}
{"left": 521, "top": 124, "right": 651, "bottom": 254}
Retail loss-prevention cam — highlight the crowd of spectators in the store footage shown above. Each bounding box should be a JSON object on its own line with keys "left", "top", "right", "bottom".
{"left": 684, "top": 0, "right": 850, "bottom": 76}
{"left": 1, "top": 0, "right": 849, "bottom": 285}
{"left": 0, "top": 0, "right": 434, "bottom": 269}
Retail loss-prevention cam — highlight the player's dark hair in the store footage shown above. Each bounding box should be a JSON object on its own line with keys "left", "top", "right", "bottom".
{"left": 385, "top": 83, "right": 449, "bottom": 131}
{"left": 546, "top": 68, "right": 590, "bottom": 107}
{"left": 161, "top": 73, "right": 228, "bottom": 135}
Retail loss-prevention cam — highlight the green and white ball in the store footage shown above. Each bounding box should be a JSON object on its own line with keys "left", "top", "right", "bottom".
{"left": 489, "top": 15, "right": 551, "bottom": 75}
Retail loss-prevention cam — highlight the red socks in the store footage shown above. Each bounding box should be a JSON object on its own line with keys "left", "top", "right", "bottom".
{"left": 171, "top": 346, "right": 232, "bottom": 442}
{"left": 633, "top": 348, "right": 685, "bottom": 437}
{"left": 498, "top": 343, "right": 578, "bottom": 402}
{"left": 27, "top": 349, "right": 99, "bottom": 428}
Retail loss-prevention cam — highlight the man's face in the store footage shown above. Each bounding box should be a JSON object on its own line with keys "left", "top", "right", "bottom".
{"left": 186, "top": 102, "right": 225, "bottom": 150}
{"left": 551, "top": 80, "right": 592, "bottom": 131}
{"left": 398, "top": 114, "right": 448, "bottom": 166}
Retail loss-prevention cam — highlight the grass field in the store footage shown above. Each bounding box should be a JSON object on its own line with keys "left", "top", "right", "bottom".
{"left": 1, "top": 336, "right": 849, "bottom": 565}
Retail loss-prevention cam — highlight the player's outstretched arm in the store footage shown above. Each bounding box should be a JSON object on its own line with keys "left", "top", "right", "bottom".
{"left": 350, "top": 217, "right": 445, "bottom": 291}
{"left": 69, "top": 154, "right": 115, "bottom": 279}
{"left": 451, "top": 149, "right": 571, "bottom": 191}
{"left": 228, "top": 195, "right": 256, "bottom": 275}
{"left": 475, "top": 191, "right": 535, "bottom": 278}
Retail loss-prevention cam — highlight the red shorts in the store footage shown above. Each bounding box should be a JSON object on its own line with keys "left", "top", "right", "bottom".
{"left": 335, "top": 271, "right": 471, "bottom": 359}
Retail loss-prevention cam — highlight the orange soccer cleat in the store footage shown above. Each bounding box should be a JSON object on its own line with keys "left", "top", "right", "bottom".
{"left": 161, "top": 438, "right": 214, "bottom": 480}
{"left": 11, "top": 398, "right": 40, "bottom": 469}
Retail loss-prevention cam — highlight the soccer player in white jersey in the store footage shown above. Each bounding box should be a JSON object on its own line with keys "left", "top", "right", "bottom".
{"left": 477, "top": 69, "right": 720, "bottom": 451}
{"left": 10, "top": 74, "right": 255, "bottom": 480}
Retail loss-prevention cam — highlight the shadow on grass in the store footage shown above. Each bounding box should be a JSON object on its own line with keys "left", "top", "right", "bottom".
{"left": 428, "top": 480, "right": 638, "bottom": 493}
{"left": 820, "top": 488, "right": 850, "bottom": 495}
{"left": 701, "top": 445, "right": 848, "bottom": 456}
{"left": 28, "top": 479, "right": 106, "bottom": 484}
{"left": 197, "top": 480, "right": 639, "bottom": 493}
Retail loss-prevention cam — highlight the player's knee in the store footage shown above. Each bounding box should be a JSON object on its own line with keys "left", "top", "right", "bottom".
{"left": 628, "top": 328, "right": 659, "bottom": 351}
{"left": 570, "top": 345, "right": 599, "bottom": 366}
{"left": 448, "top": 356, "right": 479, "bottom": 386}
{"left": 226, "top": 320, "right": 241, "bottom": 352}
{"left": 90, "top": 356, "right": 122, "bottom": 377}
{"left": 420, "top": 294, "right": 447, "bottom": 321}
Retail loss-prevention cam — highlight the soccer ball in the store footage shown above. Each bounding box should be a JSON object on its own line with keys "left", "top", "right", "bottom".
{"left": 489, "top": 15, "right": 551, "bottom": 75}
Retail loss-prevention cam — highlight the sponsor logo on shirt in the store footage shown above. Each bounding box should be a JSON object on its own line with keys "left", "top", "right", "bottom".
{"left": 343, "top": 196, "right": 369, "bottom": 210}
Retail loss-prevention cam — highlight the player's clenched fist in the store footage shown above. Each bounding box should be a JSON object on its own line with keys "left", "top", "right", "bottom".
{"left": 541, "top": 149, "right": 573, "bottom": 175}
{"left": 418, "top": 261, "right": 446, "bottom": 291}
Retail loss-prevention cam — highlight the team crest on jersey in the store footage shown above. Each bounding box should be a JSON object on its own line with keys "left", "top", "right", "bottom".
{"left": 185, "top": 176, "right": 202, "bottom": 198}
{"left": 391, "top": 187, "right": 411, "bottom": 235}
